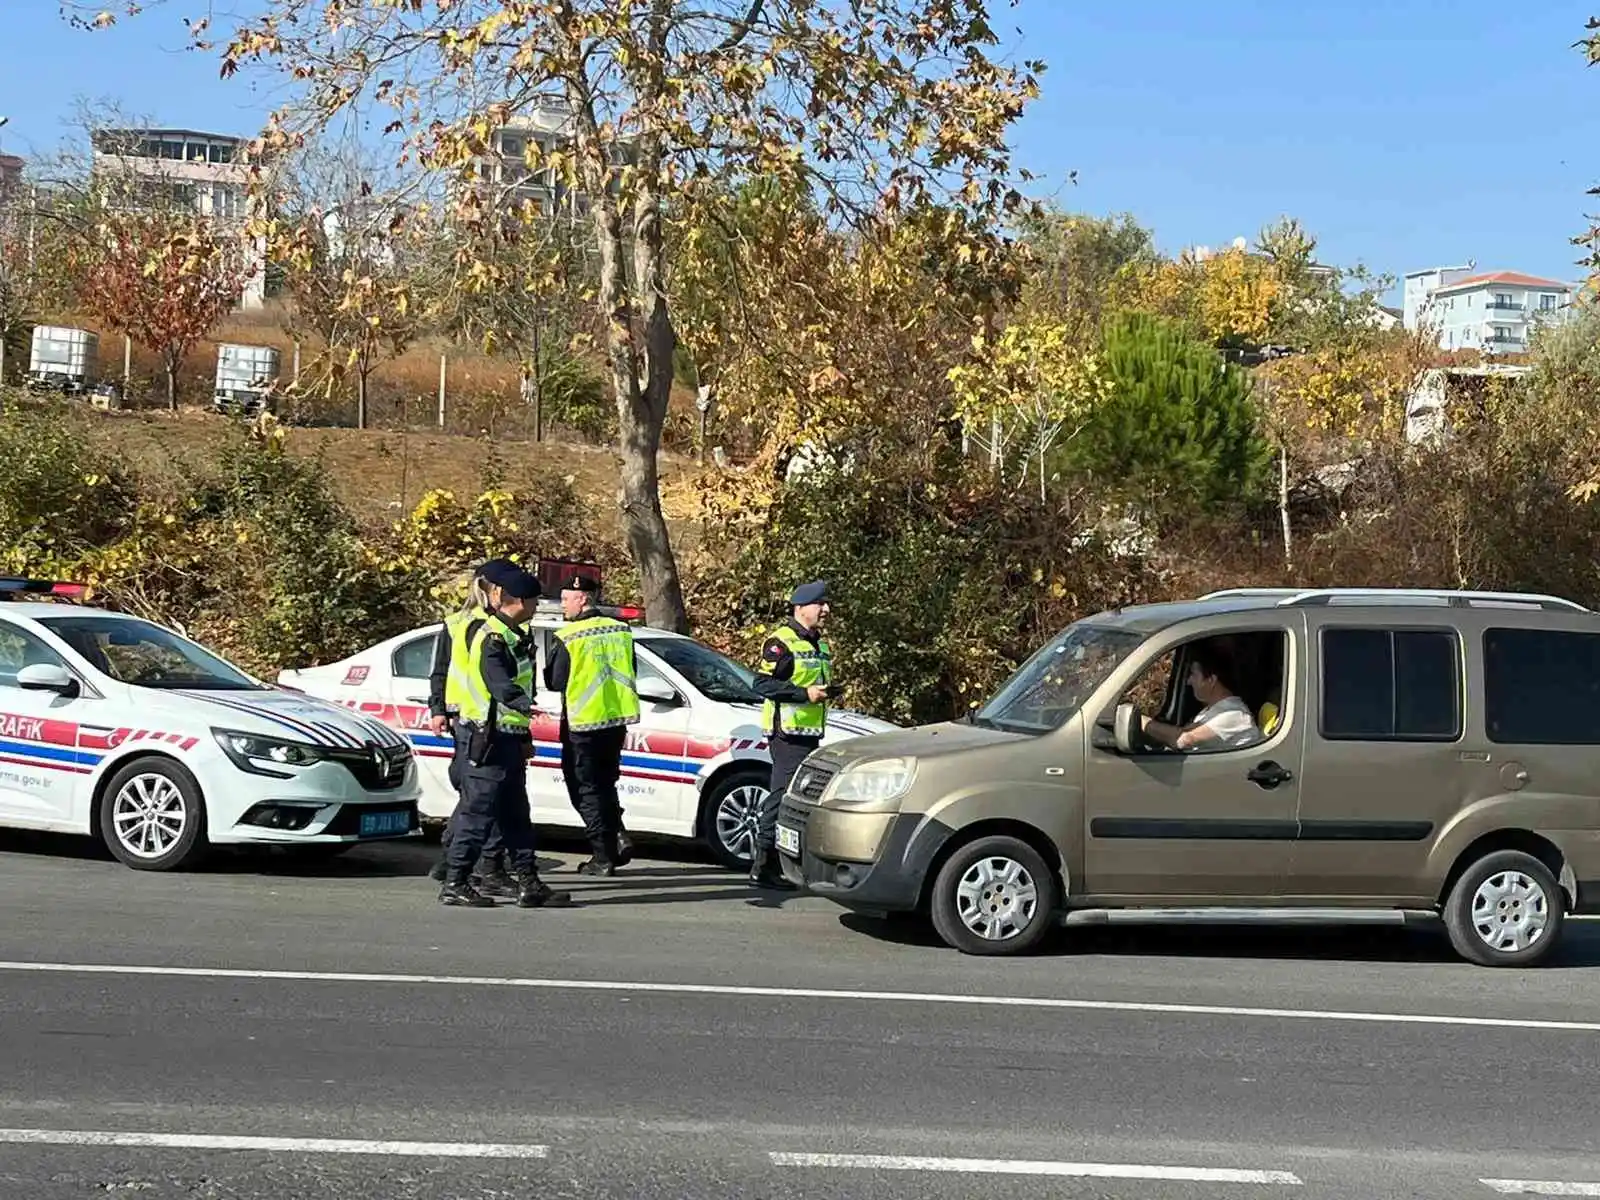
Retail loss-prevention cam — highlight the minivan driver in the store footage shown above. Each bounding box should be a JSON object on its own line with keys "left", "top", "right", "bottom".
{"left": 1140, "top": 647, "right": 1262, "bottom": 752}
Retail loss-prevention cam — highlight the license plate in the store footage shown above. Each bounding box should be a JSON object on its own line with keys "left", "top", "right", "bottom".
{"left": 775, "top": 824, "right": 801, "bottom": 856}
{"left": 358, "top": 809, "right": 410, "bottom": 837}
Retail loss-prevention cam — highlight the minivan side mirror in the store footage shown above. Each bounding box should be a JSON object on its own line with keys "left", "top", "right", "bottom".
{"left": 1113, "top": 701, "right": 1143, "bottom": 755}
{"left": 16, "top": 663, "right": 78, "bottom": 697}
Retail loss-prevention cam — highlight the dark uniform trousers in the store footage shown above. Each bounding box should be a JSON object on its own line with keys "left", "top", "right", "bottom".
{"left": 442, "top": 724, "right": 505, "bottom": 864}
{"left": 446, "top": 726, "right": 535, "bottom": 876}
{"left": 564, "top": 720, "right": 627, "bottom": 855}
{"left": 758, "top": 733, "right": 819, "bottom": 852}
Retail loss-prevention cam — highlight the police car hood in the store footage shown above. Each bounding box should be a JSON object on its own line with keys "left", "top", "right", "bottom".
{"left": 160, "top": 686, "right": 411, "bottom": 750}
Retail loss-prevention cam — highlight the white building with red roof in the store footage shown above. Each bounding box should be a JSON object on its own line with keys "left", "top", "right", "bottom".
{"left": 1403, "top": 264, "right": 1574, "bottom": 355}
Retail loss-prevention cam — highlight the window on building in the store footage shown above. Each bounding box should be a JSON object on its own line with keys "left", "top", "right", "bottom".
{"left": 1483, "top": 628, "right": 1600, "bottom": 744}
{"left": 1541, "top": 293, "right": 1558, "bottom": 311}
{"left": 1319, "top": 628, "right": 1461, "bottom": 742}
{"left": 1493, "top": 292, "right": 1513, "bottom": 308}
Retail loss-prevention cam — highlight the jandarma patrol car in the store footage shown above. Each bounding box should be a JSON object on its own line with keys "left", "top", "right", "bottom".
{"left": 280, "top": 602, "right": 899, "bottom": 867}
{"left": 0, "top": 578, "right": 422, "bottom": 870}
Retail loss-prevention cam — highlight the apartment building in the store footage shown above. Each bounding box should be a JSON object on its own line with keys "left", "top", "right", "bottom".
{"left": 1403, "top": 266, "right": 1573, "bottom": 355}
{"left": 473, "top": 96, "right": 635, "bottom": 222}
{"left": 90, "top": 127, "right": 266, "bottom": 308}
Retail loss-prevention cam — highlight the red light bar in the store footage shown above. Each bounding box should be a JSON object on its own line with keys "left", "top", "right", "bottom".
{"left": 612, "top": 605, "right": 645, "bottom": 622}
{"left": 0, "top": 578, "right": 88, "bottom": 602}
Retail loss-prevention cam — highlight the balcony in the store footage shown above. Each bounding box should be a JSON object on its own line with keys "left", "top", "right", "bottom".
{"left": 1485, "top": 300, "right": 1525, "bottom": 313}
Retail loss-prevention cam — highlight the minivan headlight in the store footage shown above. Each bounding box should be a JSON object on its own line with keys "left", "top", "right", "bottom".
{"left": 821, "top": 757, "right": 916, "bottom": 811}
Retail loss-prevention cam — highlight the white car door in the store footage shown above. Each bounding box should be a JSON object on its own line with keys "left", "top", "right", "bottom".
{"left": 380, "top": 629, "right": 457, "bottom": 815}
{"left": 0, "top": 620, "right": 91, "bottom": 827}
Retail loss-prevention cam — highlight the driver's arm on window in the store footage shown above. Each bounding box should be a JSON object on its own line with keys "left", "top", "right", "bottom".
{"left": 1140, "top": 715, "right": 1222, "bottom": 752}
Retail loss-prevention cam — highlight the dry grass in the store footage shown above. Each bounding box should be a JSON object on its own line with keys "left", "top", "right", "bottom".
{"left": 77, "top": 405, "right": 701, "bottom": 541}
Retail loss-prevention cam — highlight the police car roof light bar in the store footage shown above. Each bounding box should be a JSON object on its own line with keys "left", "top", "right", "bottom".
{"left": 0, "top": 578, "right": 88, "bottom": 602}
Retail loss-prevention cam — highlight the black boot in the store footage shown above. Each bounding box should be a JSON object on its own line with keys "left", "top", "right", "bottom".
{"left": 750, "top": 847, "right": 796, "bottom": 891}
{"left": 475, "top": 858, "right": 520, "bottom": 898}
{"left": 438, "top": 871, "right": 496, "bottom": 908}
{"left": 614, "top": 829, "right": 635, "bottom": 867}
{"left": 516, "top": 869, "right": 573, "bottom": 908}
{"left": 428, "top": 855, "right": 448, "bottom": 882}
{"left": 578, "top": 835, "right": 616, "bottom": 877}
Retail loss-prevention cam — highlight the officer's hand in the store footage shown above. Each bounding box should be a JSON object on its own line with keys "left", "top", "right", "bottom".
{"left": 430, "top": 715, "right": 450, "bottom": 736}
{"left": 806, "top": 685, "right": 829, "bottom": 703}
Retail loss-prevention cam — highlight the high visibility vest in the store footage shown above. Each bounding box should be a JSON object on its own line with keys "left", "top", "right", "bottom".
{"left": 441, "top": 609, "right": 484, "bottom": 716}
{"left": 556, "top": 615, "right": 640, "bottom": 732}
{"left": 451, "top": 612, "right": 534, "bottom": 730}
{"left": 759, "top": 624, "right": 831, "bottom": 737}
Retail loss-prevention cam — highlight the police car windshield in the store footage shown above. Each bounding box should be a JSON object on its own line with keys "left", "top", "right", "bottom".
{"left": 36, "top": 616, "right": 262, "bottom": 691}
{"left": 637, "top": 636, "right": 762, "bottom": 705}
{"left": 973, "top": 623, "right": 1145, "bottom": 735}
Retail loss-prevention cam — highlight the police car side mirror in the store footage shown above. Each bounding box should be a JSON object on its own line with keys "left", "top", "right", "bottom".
{"left": 637, "top": 677, "right": 682, "bottom": 707}
{"left": 17, "top": 663, "right": 78, "bottom": 696}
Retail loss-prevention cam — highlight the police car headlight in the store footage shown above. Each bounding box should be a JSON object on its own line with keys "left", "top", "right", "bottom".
{"left": 820, "top": 757, "right": 916, "bottom": 811}
{"left": 213, "top": 729, "right": 328, "bottom": 778}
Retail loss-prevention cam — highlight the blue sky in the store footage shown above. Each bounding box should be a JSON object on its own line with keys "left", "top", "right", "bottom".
{"left": 2, "top": 1, "right": 1597, "bottom": 298}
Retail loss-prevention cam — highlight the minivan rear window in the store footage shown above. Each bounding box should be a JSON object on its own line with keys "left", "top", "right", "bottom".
{"left": 1483, "top": 628, "right": 1600, "bottom": 744}
{"left": 1320, "top": 628, "right": 1461, "bottom": 741}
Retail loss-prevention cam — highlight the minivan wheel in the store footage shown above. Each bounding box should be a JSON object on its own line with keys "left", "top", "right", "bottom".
{"left": 1443, "top": 850, "right": 1565, "bottom": 968}
{"left": 929, "top": 835, "right": 1058, "bottom": 956}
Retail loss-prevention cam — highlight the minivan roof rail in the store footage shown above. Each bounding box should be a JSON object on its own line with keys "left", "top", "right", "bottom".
{"left": 1200, "top": 587, "right": 1590, "bottom": 613}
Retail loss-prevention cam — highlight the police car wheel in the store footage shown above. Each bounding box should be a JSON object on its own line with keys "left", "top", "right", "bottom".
{"left": 98, "top": 757, "right": 210, "bottom": 872}
{"left": 700, "top": 767, "right": 768, "bottom": 870}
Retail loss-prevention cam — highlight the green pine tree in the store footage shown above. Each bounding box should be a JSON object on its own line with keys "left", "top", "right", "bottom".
{"left": 1069, "top": 311, "right": 1270, "bottom": 520}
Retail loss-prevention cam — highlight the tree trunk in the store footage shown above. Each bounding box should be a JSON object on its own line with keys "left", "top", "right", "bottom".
{"left": 1278, "top": 441, "right": 1293, "bottom": 572}
{"left": 357, "top": 368, "right": 369, "bottom": 431}
{"left": 165, "top": 348, "right": 179, "bottom": 413}
{"left": 566, "top": 25, "right": 689, "bottom": 634}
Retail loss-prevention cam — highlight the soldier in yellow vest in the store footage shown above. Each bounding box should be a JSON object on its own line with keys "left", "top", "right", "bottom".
{"left": 439, "top": 563, "right": 571, "bottom": 909}
{"left": 749, "top": 579, "right": 833, "bottom": 890}
{"left": 544, "top": 572, "right": 639, "bottom": 876}
{"left": 426, "top": 559, "right": 520, "bottom": 894}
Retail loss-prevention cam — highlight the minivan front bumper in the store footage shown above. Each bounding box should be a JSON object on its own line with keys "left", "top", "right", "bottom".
{"left": 774, "top": 798, "right": 928, "bottom": 915}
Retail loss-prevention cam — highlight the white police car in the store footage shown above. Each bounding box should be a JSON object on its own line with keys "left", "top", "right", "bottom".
{"left": 278, "top": 602, "right": 899, "bottom": 867}
{"left": 0, "top": 579, "right": 422, "bottom": 870}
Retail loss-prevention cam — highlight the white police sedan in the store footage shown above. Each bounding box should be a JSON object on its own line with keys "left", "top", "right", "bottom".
{"left": 0, "top": 579, "right": 421, "bottom": 870}
{"left": 279, "top": 603, "right": 899, "bottom": 867}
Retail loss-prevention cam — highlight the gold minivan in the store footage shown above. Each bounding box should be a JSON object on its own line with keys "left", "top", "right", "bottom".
{"left": 776, "top": 588, "right": 1600, "bottom": 966}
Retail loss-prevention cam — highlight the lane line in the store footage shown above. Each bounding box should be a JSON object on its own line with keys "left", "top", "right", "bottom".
{"left": 0, "top": 1129, "right": 549, "bottom": 1157}
{"left": 1483, "top": 1182, "right": 1600, "bottom": 1196}
{"left": 0, "top": 960, "right": 1596, "bottom": 1035}
{"left": 769, "top": 1152, "right": 1301, "bottom": 1184}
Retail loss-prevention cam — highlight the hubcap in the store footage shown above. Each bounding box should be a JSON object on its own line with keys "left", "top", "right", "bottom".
{"left": 955, "top": 856, "right": 1038, "bottom": 941}
{"left": 715, "top": 784, "right": 768, "bottom": 862}
{"left": 1471, "top": 869, "right": 1550, "bottom": 954}
{"left": 111, "top": 774, "right": 187, "bottom": 859}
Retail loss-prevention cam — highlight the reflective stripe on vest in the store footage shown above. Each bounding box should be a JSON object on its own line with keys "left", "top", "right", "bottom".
{"left": 759, "top": 624, "right": 831, "bottom": 737}
{"left": 556, "top": 616, "right": 640, "bottom": 732}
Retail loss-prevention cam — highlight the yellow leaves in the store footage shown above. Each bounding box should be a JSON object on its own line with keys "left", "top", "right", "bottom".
{"left": 1132, "top": 248, "right": 1283, "bottom": 344}
{"left": 947, "top": 316, "right": 1107, "bottom": 429}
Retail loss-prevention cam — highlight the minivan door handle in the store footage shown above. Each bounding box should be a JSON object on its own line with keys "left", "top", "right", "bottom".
{"left": 1247, "top": 760, "right": 1294, "bottom": 789}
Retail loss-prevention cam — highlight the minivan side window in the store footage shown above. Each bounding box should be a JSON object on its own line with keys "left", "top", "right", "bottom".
{"left": 1483, "top": 628, "right": 1600, "bottom": 744}
{"left": 1319, "top": 628, "right": 1461, "bottom": 741}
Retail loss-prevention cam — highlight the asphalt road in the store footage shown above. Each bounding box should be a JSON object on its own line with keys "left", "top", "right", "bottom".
{"left": 3, "top": 828, "right": 1600, "bottom": 1199}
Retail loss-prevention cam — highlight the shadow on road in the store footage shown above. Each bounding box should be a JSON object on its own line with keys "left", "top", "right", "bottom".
{"left": 838, "top": 911, "right": 1600, "bottom": 968}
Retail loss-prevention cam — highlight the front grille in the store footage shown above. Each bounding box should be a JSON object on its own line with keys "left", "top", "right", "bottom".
{"left": 790, "top": 761, "right": 836, "bottom": 802}
{"left": 777, "top": 801, "right": 810, "bottom": 833}
{"left": 329, "top": 742, "right": 412, "bottom": 791}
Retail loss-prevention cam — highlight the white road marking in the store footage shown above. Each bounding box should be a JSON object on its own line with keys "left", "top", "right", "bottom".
{"left": 0, "top": 1128, "right": 549, "bottom": 1157}
{"left": 0, "top": 960, "right": 1596, "bottom": 1035}
{"left": 769, "top": 1152, "right": 1301, "bottom": 1184}
{"left": 1482, "top": 1182, "right": 1600, "bottom": 1196}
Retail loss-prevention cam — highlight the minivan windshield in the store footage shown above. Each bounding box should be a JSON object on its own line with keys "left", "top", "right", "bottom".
{"left": 974, "top": 623, "right": 1146, "bottom": 734}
